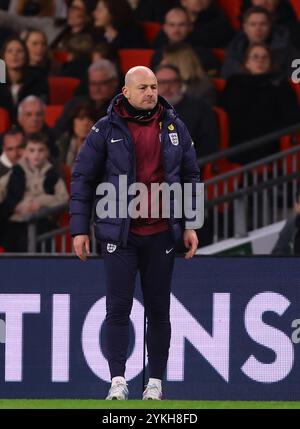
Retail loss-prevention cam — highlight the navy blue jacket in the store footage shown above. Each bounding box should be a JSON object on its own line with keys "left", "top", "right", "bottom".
{"left": 70, "top": 94, "right": 200, "bottom": 246}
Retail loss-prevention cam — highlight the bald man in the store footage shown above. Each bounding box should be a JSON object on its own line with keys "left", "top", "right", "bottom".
{"left": 70, "top": 66, "right": 200, "bottom": 400}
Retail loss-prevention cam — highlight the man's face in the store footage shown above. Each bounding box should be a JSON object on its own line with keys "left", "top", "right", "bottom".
{"left": 88, "top": 69, "right": 118, "bottom": 104}
{"left": 18, "top": 101, "right": 45, "bottom": 134}
{"left": 3, "top": 133, "right": 24, "bottom": 165}
{"left": 251, "top": 0, "right": 279, "bottom": 14}
{"left": 243, "top": 13, "right": 271, "bottom": 44}
{"left": 24, "top": 142, "right": 48, "bottom": 169}
{"left": 156, "top": 68, "right": 182, "bottom": 105}
{"left": 180, "top": 0, "right": 211, "bottom": 14}
{"left": 163, "top": 9, "right": 191, "bottom": 43}
{"left": 123, "top": 71, "right": 158, "bottom": 110}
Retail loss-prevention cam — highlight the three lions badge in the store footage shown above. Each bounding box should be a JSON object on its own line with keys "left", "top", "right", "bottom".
{"left": 107, "top": 243, "right": 117, "bottom": 253}
{"left": 169, "top": 133, "right": 179, "bottom": 146}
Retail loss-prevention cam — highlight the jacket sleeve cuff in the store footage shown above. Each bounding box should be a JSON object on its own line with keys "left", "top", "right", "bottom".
{"left": 70, "top": 214, "right": 90, "bottom": 236}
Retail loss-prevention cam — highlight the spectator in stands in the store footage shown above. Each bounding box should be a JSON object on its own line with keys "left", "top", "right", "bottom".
{"left": 179, "top": 0, "right": 235, "bottom": 48}
{"left": 220, "top": 43, "right": 300, "bottom": 164}
{"left": 155, "top": 64, "right": 218, "bottom": 157}
{"left": 55, "top": 59, "right": 120, "bottom": 136}
{"left": 221, "top": 6, "right": 299, "bottom": 78}
{"left": 22, "top": 28, "right": 50, "bottom": 75}
{"left": 0, "top": 36, "right": 48, "bottom": 122}
{"left": 129, "top": 0, "right": 176, "bottom": 22}
{"left": 154, "top": 7, "right": 193, "bottom": 48}
{"left": 51, "top": 0, "right": 94, "bottom": 51}
{"left": 17, "top": 96, "right": 58, "bottom": 159}
{"left": 0, "top": 128, "right": 24, "bottom": 178}
{"left": 152, "top": 7, "right": 220, "bottom": 74}
{"left": 56, "top": 102, "right": 98, "bottom": 167}
{"left": 0, "top": 132, "right": 69, "bottom": 252}
{"left": 92, "top": 0, "right": 147, "bottom": 49}
{"left": 243, "top": 0, "right": 300, "bottom": 49}
{"left": 55, "top": 33, "right": 94, "bottom": 80}
{"left": 159, "top": 42, "right": 217, "bottom": 105}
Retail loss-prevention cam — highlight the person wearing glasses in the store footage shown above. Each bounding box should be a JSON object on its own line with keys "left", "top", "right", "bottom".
{"left": 221, "top": 6, "right": 299, "bottom": 79}
{"left": 54, "top": 59, "right": 120, "bottom": 137}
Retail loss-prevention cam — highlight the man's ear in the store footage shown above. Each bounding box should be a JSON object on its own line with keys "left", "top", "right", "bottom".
{"left": 122, "top": 85, "right": 129, "bottom": 99}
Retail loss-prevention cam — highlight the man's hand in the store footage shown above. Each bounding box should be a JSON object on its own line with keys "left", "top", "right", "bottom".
{"left": 183, "top": 229, "right": 198, "bottom": 259}
{"left": 73, "top": 235, "right": 90, "bottom": 261}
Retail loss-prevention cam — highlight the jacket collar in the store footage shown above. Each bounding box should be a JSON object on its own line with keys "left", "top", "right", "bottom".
{"left": 107, "top": 93, "right": 178, "bottom": 124}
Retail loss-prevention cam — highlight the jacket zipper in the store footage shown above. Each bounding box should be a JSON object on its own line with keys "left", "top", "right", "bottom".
{"left": 114, "top": 123, "right": 136, "bottom": 247}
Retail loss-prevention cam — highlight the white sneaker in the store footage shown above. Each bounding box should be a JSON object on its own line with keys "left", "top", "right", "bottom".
{"left": 142, "top": 383, "right": 162, "bottom": 400}
{"left": 106, "top": 381, "right": 129, "bottom": 400}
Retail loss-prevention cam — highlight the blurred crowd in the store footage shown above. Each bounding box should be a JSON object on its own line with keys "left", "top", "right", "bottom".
{"left": 0, "top": 0, "right": 300, "bottom": 252}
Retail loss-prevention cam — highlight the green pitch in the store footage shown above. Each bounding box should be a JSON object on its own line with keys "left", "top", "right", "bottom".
{"left": 0, "top": 400, "right": 300, "bottom": 409}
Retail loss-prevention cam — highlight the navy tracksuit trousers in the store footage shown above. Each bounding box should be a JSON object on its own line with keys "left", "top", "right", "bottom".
{"left": 101, "top": 230, "right": 176, "bottom": 380}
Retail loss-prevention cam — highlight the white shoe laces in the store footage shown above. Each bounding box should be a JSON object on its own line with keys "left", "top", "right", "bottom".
{"left": 143, "top": 383, "right": 162, "bottom": 400}
{"left": 107, "top": 382, "right": 128, "bottom": 400}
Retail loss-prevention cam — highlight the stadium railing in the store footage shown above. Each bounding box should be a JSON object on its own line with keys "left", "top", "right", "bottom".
{"left": 200, "top": 122, "right": 300, "bottom": 242}
{"left": 2, "top": 122, "right": 300, "bottom": 255}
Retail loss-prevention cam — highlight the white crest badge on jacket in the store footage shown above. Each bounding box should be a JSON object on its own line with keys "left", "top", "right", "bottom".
{"left": 107, "top": 243, "right": 117, "bottom": 253}
{"left": 169, "top": 132, "right": 179, "bottom": 146}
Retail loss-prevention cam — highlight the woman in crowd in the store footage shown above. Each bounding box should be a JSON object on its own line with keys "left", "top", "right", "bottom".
{"left": 159, "top": 42, "right": 216, "bottom": 105}
{"left": 51, "top": 0, "right": 93, "bottom": 51}
{"left": 23, "top": 28, "right": 51, "bottom": 75}
{"left": 92, "top": 0, "right": 146, "bottom": 49}
{"left": 220, "top": 43, "right": 300, "bottom": 163}
{"left": 56, "top": 102, "right": 98, "bottom": 168}
{"left": 0, "top": 36, "right": 48, "bottom": 122}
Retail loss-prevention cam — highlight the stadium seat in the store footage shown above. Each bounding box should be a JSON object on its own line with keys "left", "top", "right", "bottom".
{"left": 0, "top": 107, "right": 11, "bottom": 133}
{"left": 213, "top": 106, "right": 230, "bottom": 150}
{"left": 48, "top": 76, "right": 80, "bottom": 105}
{"left": 289, "top": 79, "right": 300, "bottom": 104}
{"left": 216, "top": 0, "right": 242, "bottom": 30}
{"left": 211, "top": 78, "right": 226, "bottom": 97}
{"left": 45, "top": 105, "right": 64, "bottom": 128}
{"left": 290, "top": 0, "right": 300, "bottom": 20}
{"left": 212, "top": 48, "right": 226, "bottom": 65}
{"left": 118, "top": 49, "right": 155, "bottom": 74}
{"left": 141, "top": 22, "right": 162, "bottom": 46}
